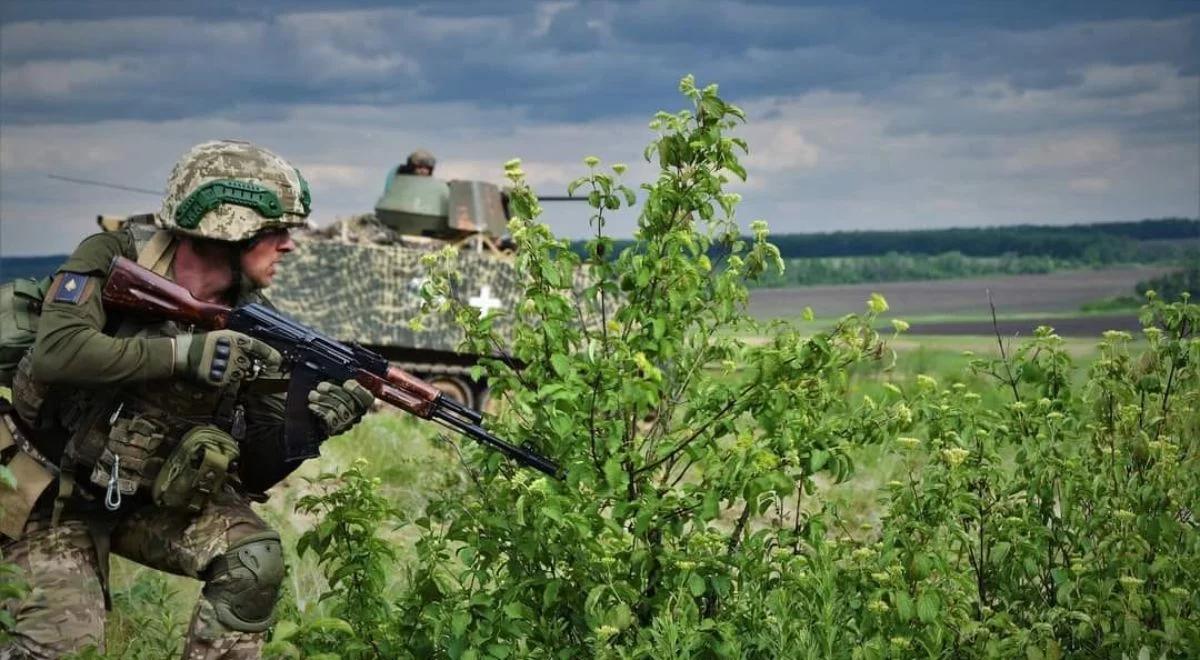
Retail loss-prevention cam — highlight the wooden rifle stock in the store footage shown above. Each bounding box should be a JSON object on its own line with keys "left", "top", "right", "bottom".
{"left": 103, "top": 256, "right": 232, "bottom": 329}
{"left": 353, "top": 366, "right": 440, "bottom": 419}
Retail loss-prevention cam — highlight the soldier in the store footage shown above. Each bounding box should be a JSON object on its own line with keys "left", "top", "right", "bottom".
{"left": 397, "top": 149, "right": 436, "bottom": 177}
{"left": 0, "top": 140, "right": 375, "bottom": 659}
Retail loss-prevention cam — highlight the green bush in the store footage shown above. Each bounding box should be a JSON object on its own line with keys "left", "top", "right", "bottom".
{"left": 270, "top": 78, "right": 1199, "bottom": 658}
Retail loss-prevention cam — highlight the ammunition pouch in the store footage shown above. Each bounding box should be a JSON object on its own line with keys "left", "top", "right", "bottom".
{"left": 88, "top": 414, "right": 170, "bottom": 504}
{"left": 11, "top": 351, "right": 50, "bottom": 429}
{"left": 153, "top": 425, "right": 239, "bottom": 513}
{"left": 0, "top": 400, "right": 55, "bottom": 540}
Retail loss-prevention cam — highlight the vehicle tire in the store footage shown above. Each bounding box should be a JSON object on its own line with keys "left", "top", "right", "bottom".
{"left": 427, "top": 375, "right": 475, "bottom": 410}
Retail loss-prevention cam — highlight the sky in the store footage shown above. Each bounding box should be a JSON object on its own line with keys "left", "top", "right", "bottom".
{"left": 0, "top": 0, "right": 1197, "bottom": 256}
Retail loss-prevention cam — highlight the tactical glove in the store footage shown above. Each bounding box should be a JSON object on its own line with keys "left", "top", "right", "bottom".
{"left": 174, "top": 330, "right": 282, "bottom": 388}
{"left": 307, "top": 379, "right": 375, "bottom": 437}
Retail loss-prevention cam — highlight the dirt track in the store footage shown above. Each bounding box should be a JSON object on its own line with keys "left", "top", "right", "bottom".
{"left": 901, "top": 314, "right": 1141, "bottom": 337}
{"left": 747, "top": 266, "right": 1176, "bottom": 336}
{"left": 749, "top": 266, "right": 1172, "bottom": 319}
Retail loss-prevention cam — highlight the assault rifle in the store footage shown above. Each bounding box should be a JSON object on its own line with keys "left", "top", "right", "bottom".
{"left": 100, "top": 256, "right": 560, "bottom": 478}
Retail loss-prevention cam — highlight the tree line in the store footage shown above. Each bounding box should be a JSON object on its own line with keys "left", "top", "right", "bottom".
{"left": 573, "top": 217, "right": 1197, "bottom": 262}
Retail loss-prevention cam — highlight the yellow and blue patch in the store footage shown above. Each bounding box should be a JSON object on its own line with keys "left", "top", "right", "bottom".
{"left": 52, "top": 272, "right": 91, "bottom": 305}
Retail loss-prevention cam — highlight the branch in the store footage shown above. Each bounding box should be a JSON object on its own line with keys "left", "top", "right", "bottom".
{"left": 635, "top": 397, "right": 739, "bottom": 476}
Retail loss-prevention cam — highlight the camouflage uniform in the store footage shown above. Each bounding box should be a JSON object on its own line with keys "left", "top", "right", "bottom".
{"left": 0, "top": 140, "right": 360, "bottom": 659}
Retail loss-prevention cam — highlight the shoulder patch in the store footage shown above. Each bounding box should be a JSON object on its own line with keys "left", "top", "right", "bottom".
{"left": 49, "top": 272, "right": 95, "bottom": 305}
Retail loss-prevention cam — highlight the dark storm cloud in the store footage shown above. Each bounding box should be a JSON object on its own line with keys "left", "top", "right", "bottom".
{"left": 2, "top": 0, "right": 1195, "bottom": 126}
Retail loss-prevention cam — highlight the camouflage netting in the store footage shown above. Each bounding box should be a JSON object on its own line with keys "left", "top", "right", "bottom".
{"left": 268, "top": 228, "right": 520, "bottom": 353}
{"left": 302, "top": 213, "right": 413, "bottom": 247}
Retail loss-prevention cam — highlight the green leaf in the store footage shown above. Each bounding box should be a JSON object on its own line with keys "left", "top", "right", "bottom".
{"left": 307, "top": 617, "right": 355, "bottom": 636}
{"left": 261, "top": 640, "right": 301, "bottom": 659}
{"left": 550, "top": 353, "right": 571, "bottom": 377}
{"left": 867, "top": 292, "right": 889, "bottom": 314}
{"left": 604, "top": 459, "right": 627, "bottom": 489}
{"left": 991, "top": 541, "right": 1011, "bottom": 564}
{"left": 688, "top": 573, "right": 706, "bottom": 597}
{"left": 809, "top": 449, "right": 829, "bottom": 472}
{"left": 503, "top": 601, "right": 527, "bottom": 620}
{"left": 700, "top": 490, "right": 720, "bottom": 520}
{"left": 543, "top": 580, "right": 561, "bottom": 611}
{"left": 894, "top": 590, "right": 914, "bottom": 621}
{"left": 270, "top": 620, "right": 299, "bottom": 642}
{"left": 916, "top": 592, "right": 939, "bottom": 623}
{"left": 452, "top": 610, "right": 471, "bottom": 637}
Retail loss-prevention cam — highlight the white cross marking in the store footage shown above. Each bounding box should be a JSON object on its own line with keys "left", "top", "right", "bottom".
{"left": 469, "top": 285, "right": 503, "bottom": 315}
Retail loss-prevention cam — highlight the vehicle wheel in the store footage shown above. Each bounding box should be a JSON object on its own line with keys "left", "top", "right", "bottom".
{"left": 428, "top": 375, "right": 475, "bottom": 410}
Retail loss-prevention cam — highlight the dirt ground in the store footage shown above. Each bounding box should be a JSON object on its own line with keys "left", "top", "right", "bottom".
{"left": 748, "top": 266, "right": 1173, "bottom": 321}
{"left": 901, "top": 314, "right": 1142, "bottom": 337}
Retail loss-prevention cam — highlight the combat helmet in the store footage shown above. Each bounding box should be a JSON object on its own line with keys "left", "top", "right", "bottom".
{"left": 160, "top": 139, "right": 311, "bottom": 242}
{"left": 407, "top": 149, "right": 436, "bottom": 172}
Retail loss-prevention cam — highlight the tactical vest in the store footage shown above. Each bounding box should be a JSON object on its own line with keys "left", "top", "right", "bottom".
{"left": 2, "top": 228, "right": 244, "bottom": 537}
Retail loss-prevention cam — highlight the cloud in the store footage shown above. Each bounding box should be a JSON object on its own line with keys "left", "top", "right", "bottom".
{"left": 0, "top": 57, "right": 140, "bottom": 99}
{"left": 1068, "top": 177, "right": 1112, "bottom": 193}
{"left": 1001, "top": 134, "right": 1122, "bottom": 174}
{"left": 743, "top": 125, "right": 821, "bottom": 173}
{"left": 0, "top": 1, "right": 1196, "bottom": 256}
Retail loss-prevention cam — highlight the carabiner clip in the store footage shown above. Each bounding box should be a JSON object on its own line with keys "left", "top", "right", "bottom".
{"left": 105, "top": 454, "right": 123, "bottom": 511}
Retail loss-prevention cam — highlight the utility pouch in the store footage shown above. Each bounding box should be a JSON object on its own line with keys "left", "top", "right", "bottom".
{"left": 11, "top": 351, "right": 50, "bottom": 429}
{"left": 0, "top": 276, "right": 52, "bottom": 388}
{"left": 89, "top": 414, "right": 169, "bottom": 511}
{"left": 0, "top": 407, "right": 55, "bottom": 539}
{"left": 153, "top": 425, "right": 239, "bottom": 513}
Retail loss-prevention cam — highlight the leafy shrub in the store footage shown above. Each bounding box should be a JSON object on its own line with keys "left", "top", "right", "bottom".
{"left": 266, "top": 461, "right": 403, "bottom": 659}
{"left": 271, "top": 77, "right": 1199, "bottom": 658}
{"left": 104, "top": 572, "right": 188, "bottom": 659}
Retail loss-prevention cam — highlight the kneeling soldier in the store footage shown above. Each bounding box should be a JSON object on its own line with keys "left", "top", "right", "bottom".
{"left": 0, "top": 140, "right": 374, "bottom": 659}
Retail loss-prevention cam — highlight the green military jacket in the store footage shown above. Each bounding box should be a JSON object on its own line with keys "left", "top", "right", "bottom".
{"left": 18, "top": 228, "right": 296, "bottom": 495}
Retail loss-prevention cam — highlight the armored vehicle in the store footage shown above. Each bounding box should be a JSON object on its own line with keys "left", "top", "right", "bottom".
{"left": 95, "top": 170, "right": 578, "bottom": 410}
{"left": 273, "top": 176, "right": 520, "bottom": 410}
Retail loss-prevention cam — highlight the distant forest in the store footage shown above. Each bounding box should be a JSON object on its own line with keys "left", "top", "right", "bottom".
{"left": 760, "top": 217, "right": 1198, "bottom": 259}
{"left": 566, "top": 217, "right": 1197, "bottom": 261}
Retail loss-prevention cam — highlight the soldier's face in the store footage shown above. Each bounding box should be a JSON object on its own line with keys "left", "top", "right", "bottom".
{"left": 414, "top": 165, "right": 433, "bottom": 176}
{"left": 241, "top": 229, "right": 295, "bottom": 287}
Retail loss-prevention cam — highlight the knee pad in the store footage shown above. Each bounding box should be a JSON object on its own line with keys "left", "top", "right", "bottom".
{"left": 201, "top": 531, "right": 285, "bottom": 633}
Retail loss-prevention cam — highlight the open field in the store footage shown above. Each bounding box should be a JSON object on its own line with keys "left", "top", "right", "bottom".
{"left": 748, "top": 265, "right": 1173, "bottom": 324}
